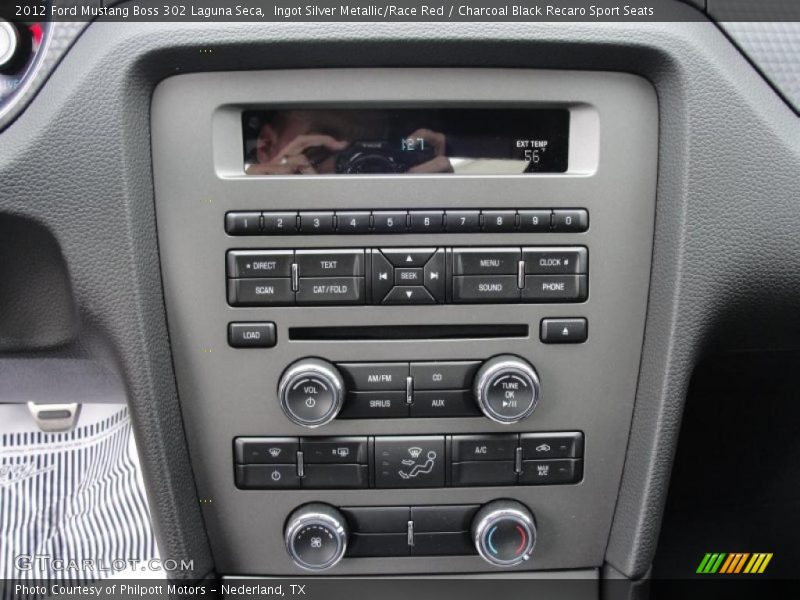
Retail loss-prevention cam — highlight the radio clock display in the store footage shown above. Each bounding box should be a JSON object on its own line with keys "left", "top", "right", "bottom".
{"left": 242, "top": 108, "right": 569, "bottom": 176}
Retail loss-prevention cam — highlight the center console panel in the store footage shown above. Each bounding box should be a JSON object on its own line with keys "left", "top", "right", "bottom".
{"left": 151, "top": 69, "right": 657, "bottom": 575}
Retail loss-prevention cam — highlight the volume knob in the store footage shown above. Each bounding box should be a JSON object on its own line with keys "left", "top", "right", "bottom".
{"left": 278, "top": 358, "right": 345, "bottom": 427}
{"left": 473, "top": 355, "right": 541, "bottom": 424}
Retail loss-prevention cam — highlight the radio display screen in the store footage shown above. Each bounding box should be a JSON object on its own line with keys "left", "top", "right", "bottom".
{"left": 242, "top": 108, "right": 569, "bottom": 175}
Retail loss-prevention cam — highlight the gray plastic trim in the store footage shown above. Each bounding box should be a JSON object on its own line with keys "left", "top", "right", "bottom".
{"left": 152, "top": 68, "right": 657, "bottom": 575}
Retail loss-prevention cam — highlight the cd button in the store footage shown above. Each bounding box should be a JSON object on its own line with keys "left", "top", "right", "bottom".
{"left": 410, "top": 361, "right": 481, "bottom": 390}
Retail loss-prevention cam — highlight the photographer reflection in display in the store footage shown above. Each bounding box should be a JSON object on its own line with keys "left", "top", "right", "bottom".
{"left": 244, "top": 109, "right": 453, "bottom": 175}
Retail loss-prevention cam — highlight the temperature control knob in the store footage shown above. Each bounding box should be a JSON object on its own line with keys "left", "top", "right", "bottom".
{"left": 285, "top": 503, "right": 349, "bottom": 570}
{"left": 472, "top": 500, "right": 537, "bottom": 567}
{"left": 278, "top": 358, "right": 345, "bottom": 427}
{"left": 473, "top": 355, "right": 541, "bottom": 424}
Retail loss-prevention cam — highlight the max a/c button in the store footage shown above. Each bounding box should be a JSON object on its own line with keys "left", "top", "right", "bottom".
{"left": 228, "top": 322, "right": 276, "bottom": 348}
{"left": 540, "top": 318, "right": 588, "bottom": 344}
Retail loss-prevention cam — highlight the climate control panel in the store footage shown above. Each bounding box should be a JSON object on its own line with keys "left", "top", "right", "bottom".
{"left": 284, "top": 500, "right": 538, "bottom": 570}
{"left": 234, "top": 432, "right": 584, "bottom": 489}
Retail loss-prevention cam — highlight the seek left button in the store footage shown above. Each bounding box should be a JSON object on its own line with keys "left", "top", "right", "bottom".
{"left": 228, "top": 322, "right": 276, "bottom": 348}
{"left": 235, "top": 464, "right": 300, "bottom": 489}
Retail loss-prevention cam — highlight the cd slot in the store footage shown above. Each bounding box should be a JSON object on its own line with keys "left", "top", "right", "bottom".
{"left": 288, "top": 324, "right": 528, "bottom": 341}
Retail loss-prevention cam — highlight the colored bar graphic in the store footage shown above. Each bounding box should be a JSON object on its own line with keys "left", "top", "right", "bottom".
{"left": 698, "top": 552, "right": 773, "bottom": 574}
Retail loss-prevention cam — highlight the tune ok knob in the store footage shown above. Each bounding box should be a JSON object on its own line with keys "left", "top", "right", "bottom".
{"left": 285, "top": 503, "right": 349, "bottom": 570}
{"left": 278, "top": 358, "right": 345, "bottom": 427}
{"left": 472, "top": 500, "right": 537, "bottom": 567}
{"left": 474, "top": 355, "right": 541, "bottom": 424}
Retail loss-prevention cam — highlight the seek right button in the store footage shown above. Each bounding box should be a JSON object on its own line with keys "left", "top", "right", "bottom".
{"left": 519, "top": 459, "right": 582, "bottom": 485}
{"left": 522, "top": 275, "right": 587, "bottom": 302}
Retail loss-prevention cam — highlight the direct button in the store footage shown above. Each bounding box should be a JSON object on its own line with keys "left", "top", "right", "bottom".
{"left": 228, "top": 322, "right": 276, "bottom": 348}
{"left": 296, "top": 277, "right": 365, "bottom": 305}
{"left": 227, "top": 250, "right": 293, "bottom": 278}
{"left": 453, "top": 248, "right": 521, "bottom": 275}
{"left": 338, "top": 362, "right": 408, "bottom": 391}
{"left": 295, "top": 249, "right": 365, "bottom": 277}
